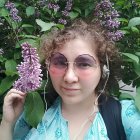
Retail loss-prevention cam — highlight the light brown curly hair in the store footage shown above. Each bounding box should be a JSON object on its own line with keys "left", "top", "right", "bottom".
{"left": 40, "top": 19, "right": 121, "bottom": 103}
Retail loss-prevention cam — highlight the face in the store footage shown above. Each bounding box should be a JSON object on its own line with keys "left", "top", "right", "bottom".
{"left": 48, "top": 38, "right": 101, "bottom": 105}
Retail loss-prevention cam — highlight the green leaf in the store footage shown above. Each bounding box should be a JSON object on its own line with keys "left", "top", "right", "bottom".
{"left": 134, "top": 62, "right": 140, "bottom": 76}
{"left": 69, "top": 11, "right": 79, "bottom": 20}
{"left": 73, "top": 7, "right": 81, "bottom": 14}
{"left": 0, "top": 0, "right": 6, "bottom": 7}
{"left": 24, "top": 92, "right": 45, "bottom": 128}
{"left": 0, "top": 56, "right": 6, "bottom": 62}
{"left": 0, "top": 8, "right": 9, "bottom": 16}
{"left": 22, "top": 24, "right": 34, "bottom": 28}
{"left": 134, "top": 87, "right": 140, "bottom": 111}
{"left": 5, "top": 60, "right": 17, "bottom": 76}
{"left": 0, "top": 76, "right": 18, "bottom": 95}
{"left": 122, "top": 53, "right": 139, "bottom": 64}
{"left": 15, "top": 39, "right": 37, "bottom": 48}
{"left": 117, "top": 18, "right": 128, "bottom": 23}
{"left": 55, "top": 24, "right": 64, "bottom": 29}
{"left": 135, "top": 52, "right": 140, "bottom": 56}
{"left": 131, "top": 26, "right": 139, "bottom": 33}
{"left": 26, "top": 6, "right": 35, "bottom": 17}
{"left": 18, "top": 34, "right": 38, "bottom": 39}
{"left": 119, "top": 92, "right": 134, "bottom": 100}
{"left": 36, "top": 19, "right": 56, "bottom": 32}
{"left": 121, "top": 30, "right": 130, "bottom": 35}
{"left": 128, "top": 17, "right": 140, "bottom": 27}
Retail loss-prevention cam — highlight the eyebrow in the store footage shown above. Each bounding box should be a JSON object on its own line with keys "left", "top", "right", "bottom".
{"left": 53, "top": 52, "right": 97, "bottom": 59}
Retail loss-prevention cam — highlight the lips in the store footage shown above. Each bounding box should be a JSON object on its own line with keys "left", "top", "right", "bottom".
{"left": 61, "top": 86, "right": 79, "bottom": 91}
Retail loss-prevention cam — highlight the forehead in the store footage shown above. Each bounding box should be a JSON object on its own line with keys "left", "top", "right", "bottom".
{"left": 55, "top": 38, "right": 97, "bottom": 59}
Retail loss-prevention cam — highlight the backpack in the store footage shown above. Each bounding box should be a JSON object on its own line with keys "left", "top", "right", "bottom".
{"left": 98, "top": 94, "right": 126, "bottom": 140}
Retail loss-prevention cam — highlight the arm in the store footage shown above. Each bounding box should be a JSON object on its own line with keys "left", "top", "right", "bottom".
{"left": 0, "top": 89, "right": 27, "bottom": 140}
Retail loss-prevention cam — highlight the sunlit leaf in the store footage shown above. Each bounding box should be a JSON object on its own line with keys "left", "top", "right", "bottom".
{"left": 122, "top": 53, "right": 139, "bottom": 64}
{"left": 36, "top": 19, "right": 56, "bottom": 32}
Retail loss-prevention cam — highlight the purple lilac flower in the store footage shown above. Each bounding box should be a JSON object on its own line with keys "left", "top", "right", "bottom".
{"left": 5, "top": 1, "right": 22, "bottom": 22}
{"left": 0, "top": 48, "right": 4, "bottom": 55}
{"left": 13, "top": 42, "right": 42, "bottom": 93}
{"left": 105, "top": 19, "right": 120, "bottom": 29}
{"left": 62, "top": 0, "right": 73, "bottom": 17}
{"left": 65, "top": 0, "right": 73, "bottom": 11}
{"left": 94, "top": 0, "right": 123, "bottom": 41}
{"left": 107, "top": 30, "right": 124, "bottom": 41}
{"left": 5, "top": 1, "right": 15, "bottom": 9}
{"left": 62, "top": 10, "right": 69, "bottom": 16}
{"left": 48, "top": 2, "right": 60, "bottom": 12}
{"left": 58, "top": 18, "right": 67, "bottom": 25}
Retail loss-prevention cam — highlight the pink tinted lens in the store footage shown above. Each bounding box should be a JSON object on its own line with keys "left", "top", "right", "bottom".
{"left": 49, "top": 53, "right": 97, "bottom": 75}
{"left": 49, "top": 53, "right": 67, "bottom": 74}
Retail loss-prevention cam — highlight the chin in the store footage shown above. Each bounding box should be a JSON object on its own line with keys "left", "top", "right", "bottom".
{"left": 61, "top": 94, "right": 84, "bottom": 105}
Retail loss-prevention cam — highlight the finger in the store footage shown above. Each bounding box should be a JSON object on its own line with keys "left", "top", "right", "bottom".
{"left": 4, "top": 93, "right": 26, "bottom": 105}
{"left": 7, "top": 89, "right": 26, "bottom": 96}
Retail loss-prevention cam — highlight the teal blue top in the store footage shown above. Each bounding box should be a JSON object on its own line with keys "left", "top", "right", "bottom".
{"left": 13, "top": 98, "right": 140, "bottom": 140}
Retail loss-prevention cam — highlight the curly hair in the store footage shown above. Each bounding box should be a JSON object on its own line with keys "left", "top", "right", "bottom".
{"left": 40, "top": 19, "right": 121, "bottom": 104}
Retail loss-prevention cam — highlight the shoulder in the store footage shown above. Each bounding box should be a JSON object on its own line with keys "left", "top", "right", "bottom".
{"left": 120, "top": 99, "right": 140, "bottom": 118}
{"left": 120, "top": 100, "right": 140, "bottom": 140}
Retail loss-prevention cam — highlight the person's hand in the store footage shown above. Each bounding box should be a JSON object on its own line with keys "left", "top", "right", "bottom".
{"left": 2, "top": 89, "right": 27, "bottom": 127}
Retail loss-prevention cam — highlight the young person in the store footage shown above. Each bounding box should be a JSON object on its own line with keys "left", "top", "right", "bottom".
{"left": 0, "top": 20, "right": 140, "bottom": 140}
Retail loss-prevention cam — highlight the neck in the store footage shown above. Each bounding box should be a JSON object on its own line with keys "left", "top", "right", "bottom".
{"left": 61, "top": 94, "right": 97, "bottom": 119}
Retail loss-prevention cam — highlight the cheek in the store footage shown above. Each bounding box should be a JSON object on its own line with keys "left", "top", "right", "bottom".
{"left": 49, "top": 70, "right": 63, "bottom": 77}
{"left": 79, "top": 69, "right": 101, "bottom": 80}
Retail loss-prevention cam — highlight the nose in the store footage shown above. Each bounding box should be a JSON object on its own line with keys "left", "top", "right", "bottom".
{"left": 63, "top": 64, "right": 78, "bottom": 83}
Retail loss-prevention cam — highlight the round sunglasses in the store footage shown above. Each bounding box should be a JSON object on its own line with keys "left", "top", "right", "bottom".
{"left": 47, "top": 52, "right": 98, "bottom": 75}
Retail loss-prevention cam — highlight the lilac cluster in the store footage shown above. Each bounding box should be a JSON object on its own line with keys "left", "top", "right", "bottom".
{"left": 48, "top": 2, "right": 60, "bottom": 12}
{"left": 58, "top": 18, "right": 67, "bottom": 25}
{"left": 47, "top": 0, "right": 73, "bottom": 25}
{"left": 58, "top": 0, "right": 73, "bottom": 25}
{"left": 61, "top": 0, "right": 72, "bottom": 16}
{"left": 0, "top": 48, "right": 4, "bottom": 55}
{"left": 107, "top": 30, "right": 124, "bottom": 41}
{"left": 13, "top": 42, "right": 42, "bottom": 93}
{"left": 5, "top": 1, "right": 22, "bottom": 22}
{"left": 95, "top": 0, "right": 123, "bottom": 41}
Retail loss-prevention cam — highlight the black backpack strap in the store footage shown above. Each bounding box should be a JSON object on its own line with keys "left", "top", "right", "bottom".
{"left": 98, "top": 95, "right": 126, "bottom": 140}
